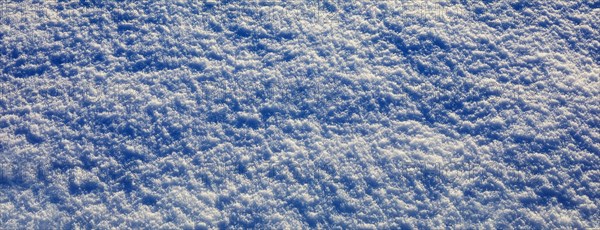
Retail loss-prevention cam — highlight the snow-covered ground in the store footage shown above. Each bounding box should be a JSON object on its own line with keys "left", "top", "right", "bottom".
{"left": 0, "top": 0, "right": 598, "bottom": 228}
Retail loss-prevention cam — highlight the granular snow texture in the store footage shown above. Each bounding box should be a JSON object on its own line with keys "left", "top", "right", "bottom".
{"left": 0, "top": 0, "right": 599, "bottom": 228}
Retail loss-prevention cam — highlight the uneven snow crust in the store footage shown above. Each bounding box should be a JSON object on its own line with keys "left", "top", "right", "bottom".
{"left": 0, "top": 0, "right": 599, "bottom": 228}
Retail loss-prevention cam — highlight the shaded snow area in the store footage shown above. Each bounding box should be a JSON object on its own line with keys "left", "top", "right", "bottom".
{"left": 1, "top": 0, "right": 599, "bottom": 228}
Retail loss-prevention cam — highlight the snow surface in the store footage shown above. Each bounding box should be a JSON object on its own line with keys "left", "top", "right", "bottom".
{"left": 0, "top": 0, "right": 599, "bottom": 228}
